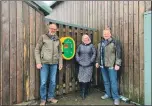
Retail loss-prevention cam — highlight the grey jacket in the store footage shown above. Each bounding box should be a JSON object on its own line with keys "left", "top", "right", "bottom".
{"left": 76, "top": 43, "right": 96, "bottom": 67}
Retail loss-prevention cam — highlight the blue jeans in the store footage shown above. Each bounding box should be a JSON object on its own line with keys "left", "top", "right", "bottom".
{"left": 40, "top": 64, "right": 57, "bottom": 100}
{"left": 101, "top": 67, "right": 119, "bottom": 99}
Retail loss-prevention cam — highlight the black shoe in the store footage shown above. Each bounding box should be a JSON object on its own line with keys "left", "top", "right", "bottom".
{"left": 85, "top": 82, "right": 90, "bottom": 96}
{"left": 79, "top": 82, "right": 82, "bottom": 97}
{"left": 85, "top": 87, "right": 88, "bottom": 96}
{"left": 82, "top": 88, "right": 86, "bottom": 100}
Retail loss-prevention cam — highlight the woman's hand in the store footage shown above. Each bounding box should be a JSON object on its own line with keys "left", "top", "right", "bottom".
{"left": 96, "top": 63, "right": 99, "bottom": 68}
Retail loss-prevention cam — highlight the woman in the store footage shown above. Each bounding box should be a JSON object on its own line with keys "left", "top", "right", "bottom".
{"left": 76, "top": 34, "right": 96, "bottom": 100}
{"left": 96, "top": 27, "right": 121, "bottom": 105}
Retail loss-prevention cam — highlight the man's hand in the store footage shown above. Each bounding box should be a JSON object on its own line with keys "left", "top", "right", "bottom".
{"left": 115, "top": 65, "right": 120, "bottom": 71}
{"left": 36, "top": 64, "right": 42, "bottom": 69}
{"left": 96, "top": 63, "right": 99, "bottom": 68}
{"left": 59, "top": 64, "right": 63, "bottom": 70}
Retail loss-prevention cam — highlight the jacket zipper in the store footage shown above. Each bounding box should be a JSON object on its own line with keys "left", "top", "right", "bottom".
{"left": 52, "top": 40, "right": 54, "bottom": 63}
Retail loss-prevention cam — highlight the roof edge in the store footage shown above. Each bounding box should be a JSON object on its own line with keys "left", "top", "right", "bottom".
{"left": 44, "top": 18, "right": 97, "bottom": 31}
{"left": 32, "top": 1, "right": 52, "bottom": 16}
{"left": 49, "top": 1, "right": 57, "bottom": 7}
{"left": 50, "top": 1, "right": 63, "bottom": 9}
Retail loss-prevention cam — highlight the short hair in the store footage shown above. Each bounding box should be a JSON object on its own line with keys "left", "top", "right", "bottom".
{"left": 49, "top": 23, "right": 58, "bottom": 28}
{"left": 105, "top": 26, "right": 111, "bottom": 31}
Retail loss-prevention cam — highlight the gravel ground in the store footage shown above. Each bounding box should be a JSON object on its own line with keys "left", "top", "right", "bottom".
{"left": 16, "top": 88, "right": 134, "bottom": 105}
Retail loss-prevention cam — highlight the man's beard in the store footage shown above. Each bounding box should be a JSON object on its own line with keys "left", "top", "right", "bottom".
{"left": 49, "top": 32, "right": 56, "bottom": 35}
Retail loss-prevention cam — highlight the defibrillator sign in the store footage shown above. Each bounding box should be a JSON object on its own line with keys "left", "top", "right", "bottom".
{"left": 60, "top": 37, "right": 75, "bottom": 60}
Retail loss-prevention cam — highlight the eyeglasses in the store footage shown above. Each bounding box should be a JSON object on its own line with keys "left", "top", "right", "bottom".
{"left": 49, "top": 28, "right": 57, "bottom": 30}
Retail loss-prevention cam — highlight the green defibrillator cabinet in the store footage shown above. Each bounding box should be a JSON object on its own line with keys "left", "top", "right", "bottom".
{"left": 60, "top": 37, "right": 75, "bottom": 60}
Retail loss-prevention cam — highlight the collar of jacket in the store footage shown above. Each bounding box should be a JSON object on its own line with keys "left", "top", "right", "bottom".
{"left": 82, "top": 42, "right": 91, "bottom": 46}
{"left": 46, "top": 33, "right": 59, "bottom": 41}
{"left": 101, "top": 37, "right": 112, "bottom": 42}
{"left": 101, "top": 37, "right": 113, "bottom": 46}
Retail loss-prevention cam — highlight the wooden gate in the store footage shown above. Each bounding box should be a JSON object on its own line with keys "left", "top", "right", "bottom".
{"left": 44, "top": 18, "right": 99, "bottom": 96}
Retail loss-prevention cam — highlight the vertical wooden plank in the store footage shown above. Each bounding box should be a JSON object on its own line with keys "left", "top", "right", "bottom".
{"left": 23, "top": 2, "right": 30, "bottom": 101}
{"left": 0, "top": 1, "right": 2, "bottom": 105}
{"left": 128, "top": 1, "right": 134, "bottom": 99}
{"left": 95, "top": 1, "right": 98, "bottom": 29}
{"left": 69, "top": 27, "right": 72, "bottom": 92}
{"left": 72, "top": 1, "right": 74, "bottom": 24}
{"left": 71, "top": 27, "right": 76, "bottom": 92}
{"left": 111, "top": 1, "right": 115, "bottom": 35}
{"left": 1, "top": 1, "right": 10, "bottom": 105}
{"left": 93, "top": 30, "right": 98, "bottom": 85}
{"left": 35, "top": 11, "right": 41, "bottom": 99}
{"left": 74, "top": 1, "right": 77, "bottom": 24}
{"left": 66, "top": 1, "right": 69, "bottom": 23}
{"left": 107, "top": 1, "right": 111, "bottom": 27}
{"left": 90, "top": 1, "right": 93, "bottom": 28}
{"left": 133, "top": 1, "right": 140, "bottom": 102}
{"left": 9, "top": 1, "right": 17, "bottom": 104}
{"left": 139, "top": 1, "right": 145, "bottom": 104}
{"left": 75, "top": 28, "right": 78, "bottom": 91}
{"left": 58, "top": 24, "right": 64, "bottom": 95}
{"left": 77, "top": 28, "right": 81, "bottom": 47}
{"left": 105, "top": 1, "right": 108, "bottom": 28}
{"left": 17, "top": 1, "right": 24, "bottom": 103}
{"left": 145, "top": 1, "right": 151, "bottom": 11}
{"left": 55, "top": 23, "right": 59, "bottom": 96}
{"left": 101, "top": 1, "right": 105, "bottom": 37}
{"left": 95, "top": 2, "right": 98, "bottom": 34}
{"left": 82, "top": 1, "right": 85, "bottom": 26}
{"left": 79, "top": 1, "right": 82, "bottom": 25}
{"left": 115, "top": 1, "right": 121, "bottom": 93}
{"left": 119, "top": 1, "right": 124, "bottom": 95}
{"left": 40, "top": 13, "right": 44, "bottom": 35}
{"left": 123, "top": 1, "right": 129, "bottom": 98}
{"left": 29, "top": 6, "right": 36, "bottom": 100}
{"left": 73, "top": 1, "right": 75, "bottom": 24}
{"left": 77, "top": 1, "right": 79, "bottom": 25}
{"left": 92, "top": 1, "right": 95, "bottom": 28}
{"left": 82, "top": 29, "right": 85, "bottom": 35}
{"left": 86, "top": 1, "right": 89, "bottom": 27}
{"left": 65, "top": 26, "right": 70, "bottom": 94}
{"left": 84, "top": 1, "right": 86, "bottom": 27}
{"left": 97, "top": 1, "right": 101, "bottom": 38}
{"left": 115, "top": 1, "right": 120, "bottom": 38}
{"left": 75, "top": 28, "right": 81, "bottom": 91}
{"left": 88, "top": 1, "right": 91, "bottom": 27}
{"left": 62, "top": 25, "right": 66, "bottom": 94}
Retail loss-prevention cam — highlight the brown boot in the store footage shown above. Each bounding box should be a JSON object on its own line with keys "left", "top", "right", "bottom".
{"left": 40, "top": 100, "right": 46, "bottom": 106}
{"left": 47, "top": 98, "right": 58, "bottom": 104}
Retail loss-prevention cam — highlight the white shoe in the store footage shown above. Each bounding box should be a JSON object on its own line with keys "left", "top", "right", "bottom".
{"left": 114, "top": 99, "right": 120, "bottom": 105}
{"left": 101, "top": 94, "right": 109, "bottom": 99}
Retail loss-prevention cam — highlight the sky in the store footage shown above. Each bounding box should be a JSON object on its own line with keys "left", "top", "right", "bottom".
{"left": 42, "top": 1, "right": 54, "bottom": 6}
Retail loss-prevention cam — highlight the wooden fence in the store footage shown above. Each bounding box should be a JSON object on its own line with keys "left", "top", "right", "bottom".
{"left": 0, "top": 1, "right": 99, "bottom": 105}
{"left": 46, "top": 1, "right": 152, "bottom": 104}
{"left": 0, "top": 1, "right": 45, "bottom": 105}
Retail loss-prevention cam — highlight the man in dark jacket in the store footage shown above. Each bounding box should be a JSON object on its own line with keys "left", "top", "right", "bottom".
{"left": 96, "top": 27, "right": 121, "bottom": 105}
